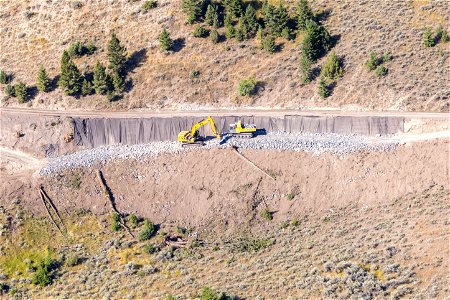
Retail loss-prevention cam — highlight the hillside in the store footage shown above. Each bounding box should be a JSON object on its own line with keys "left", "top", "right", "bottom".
{"left": 0, "top": 0, "right": 449, "bottom": 111}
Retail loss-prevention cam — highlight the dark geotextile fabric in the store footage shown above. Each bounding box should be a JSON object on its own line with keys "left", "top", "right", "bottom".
{"left": 73, "top": 116, "right": 404, "bottom": 148}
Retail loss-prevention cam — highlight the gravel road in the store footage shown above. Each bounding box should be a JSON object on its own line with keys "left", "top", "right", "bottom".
{"left": 39, "top": 133, "right": 397, "bottom": 176}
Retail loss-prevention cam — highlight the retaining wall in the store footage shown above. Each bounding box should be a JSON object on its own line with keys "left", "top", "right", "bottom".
{"left": 73, "top": 115, "right": 404, "bottom": 148}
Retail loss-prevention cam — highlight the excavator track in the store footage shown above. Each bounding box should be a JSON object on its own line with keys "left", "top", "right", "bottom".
{"left": 181, "top": 141, "right": 205, "bottom": 148}
{"left": 229, "top": 133, "right": 254, "bottom": 138}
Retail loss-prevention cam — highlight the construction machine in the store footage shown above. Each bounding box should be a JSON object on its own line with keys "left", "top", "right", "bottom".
{"left": 228, "top": 120, "right": 257, "bottom": 138}
{"left": 178, "top": 116, "right": 221, "bottom": 147}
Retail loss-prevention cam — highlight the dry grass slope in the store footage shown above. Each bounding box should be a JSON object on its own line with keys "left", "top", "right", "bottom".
{"left": 0, "top": 0, "right": 449, "bottom": 111}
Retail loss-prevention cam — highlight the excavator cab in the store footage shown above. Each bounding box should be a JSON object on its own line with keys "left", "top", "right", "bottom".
{"left": 178, "top": 116, "right": 221, "bottom": 147}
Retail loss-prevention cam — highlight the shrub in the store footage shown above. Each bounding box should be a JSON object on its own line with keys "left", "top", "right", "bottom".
{"left": 317, "top": 76, "right": 330, "bottom": 98}
{"left": 382, "top": 52, "right": 393, "bottom": 63}
{"left": 366, "top": 51, "right": 381, "bottom": 71}
{"left": 200, "top": 287, "right": 232, "bottom": 300}
{"left": 166, "top": 295, "right": 176, "bottom": 300}
{"left": 85, "top": 42, "right": 96, "bottom": 55}
{"left": 375, "top": 65, "right": 388, "bottom": 77}
{"left": 291, "top": 219, "right": 300, "bottom": 226}
{"left": 261, "top": 208, "right": 273, "bottom": 221}
{"left": 210, "top": 29, "right": 220, "bottom": 44}
{"left": 143, "top": 0, "right": 157, "bottom": 11}
{"left": 143, "top": 243, "right": 159, "bottom": 254}
{"left": 238, "top": 76, "right": 257, "bottom": 97}
{"left": 423, "top": 27, "right": 435, "bottom": 47}
{"left": 191, "top": 70, "right": 200, "bottom": 78}
{"left": 32, "top": 257, "right": 54, "bottom": 287}
{"left": 67, "top": 41, "right": 85, "bottom": 57}
{"left": 37, "top": 65, "right": 51, "bottom": 92}
{"left": 321, "top": 52, "right": 343, "bottom": 80}
{"left": 299, "top": 53, "right": 312, "bottom": 83}
{"left": 65, "top": 253, "right": 80, "bottom": 267}
{"left": 159, "top": 29, "right": 174, "bottom": 51}
{"left": 0, "top": 70, "right": 10, "bottom": 84}
{"left": 262, "top": 35, "right": 276, "bottom": 53}
{"left": 112, "top": 213, "right": 121, "bottom": 231}
{"left": 193, "top": 25, "right": 209, "bottom": 38}
{"left": 440, "top": 28, "right": 449, "bottom": 42}
{"left": 14, "top": 82, "right": 27, "bottom": 103}
{"left": 129, "top": 213, "right": 138, "bottom": 227}
{"left": 4, "top": 84, "right": 14, "bottom": 97}
{"left": 139, "top": 220, "right": 155, "bottom": 241}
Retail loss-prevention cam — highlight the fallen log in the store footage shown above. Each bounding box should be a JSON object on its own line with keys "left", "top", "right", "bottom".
{"left": 231, "top": 146, "right": 276, "bottom": 180}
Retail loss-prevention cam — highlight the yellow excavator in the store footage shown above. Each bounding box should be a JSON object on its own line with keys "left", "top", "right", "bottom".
{"left": 228, "top": 120, "right": 257, "bottom": 138}
{"left": 178, "top": 116, "right": 221, "bottom": 147}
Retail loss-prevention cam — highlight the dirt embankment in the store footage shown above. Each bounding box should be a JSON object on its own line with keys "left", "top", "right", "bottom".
{"left": 2, "top": 139, "right": 447, "bottom": 235}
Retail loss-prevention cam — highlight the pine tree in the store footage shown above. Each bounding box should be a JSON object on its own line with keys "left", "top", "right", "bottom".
{"left": 81, "top": 79, "right": 94, "bottom": 96}
{"left": 4, "top": 84, "right": 14, "bottom": 97}
{"left": 317, "top": 76, "right": 330, "bottom": 98}
{"left": 111, "top": 71, "right": 125, "bottom": 94}
{"left": 37, "top": 65, "right": 51, "bottom": 93}
{"left": 93, "top": 62, "right": 109, "bottom": 95}
{"left": 297, "top": 0, "right": 314, "bottom": 31}
{"left": 0, "top": 70, "right": 9, "bottom": 84}
{"left": 59, "top": 51, "right": 82, "bottom": 95}
{"left": 14, "top": 82, "right": 27, "bottom": 103}
{"left": 107, "top": 32, "right": 127, "bottom": 75}
{"left": 257, "top": 25, "right": 264, "bottom": 48}
{"left": 239, "top": 17, "right": 249, "bottom": 40}
{"left": 205, "top": 4, "right": 216, "bottom": 26}
{"left": 159, "top": 29, "right": 174, "bottom": 51}
{"left": 226, "top": 23, "right": 236, "bottom": 39}
{"left": 299, "top": 54, "right": 312, "bottom": 83}
{"left": 423, "top": 27, "right": 435, "bottom": 47}
{"left": 212, "top": 9, "right": 220, "bottom": 28}
{"left": 264, "top": 2, "right": 288, "bottom": 37}
{"left": 210, "top": 29, "right": 220, "bottom": 44}
{"left": 263, "top": 35, "right": 276, "bottom": 53}
{"left": 301, "top": 19, "right": 330, "bottom": 62}
{"left": 182, "top": 0, "right": 202, "bottom": 24}
{"left": 224, "top": 0, "right": 243, "bottom": 19}
{"left": 321, "top": 52, "right": 343, "bottom": 80}
{"left": 243, "top": 5, "right": 258, "bottom": 35}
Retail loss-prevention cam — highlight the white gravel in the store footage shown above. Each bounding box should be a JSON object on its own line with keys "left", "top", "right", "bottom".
{"left": 39, "top": 132, "right": 397, "bottom": 176}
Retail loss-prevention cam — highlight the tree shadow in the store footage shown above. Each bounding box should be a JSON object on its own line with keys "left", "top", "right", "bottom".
{"left": 125, "top": 48, "right": 147, "bottom": 74}
{"left": 124, "top": 78, "right": 134, "bottom": 93}
{"left": 311, "top": 66, "right": 321, "bottom": 81}
{"left": 315, "top": 8, "right": 332, "bottom": 22}
{"left": 50, "top": 75, "right": 60, "bottom": 92}
{"left": 328, "top": 81, "right": 337, "bottom": 96}
{"left": 172, "top": 38, "right": 186, "bottom": 52}
{"left": 329, "top": 34, "right": 341, "bottom": 50}
{"left": 27, "top": 86, "right": 39, "bottom": 101}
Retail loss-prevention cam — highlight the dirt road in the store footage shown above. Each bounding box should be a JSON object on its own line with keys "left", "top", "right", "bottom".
{"left": 1, "top": 107, "right": 449, "bottom": 119}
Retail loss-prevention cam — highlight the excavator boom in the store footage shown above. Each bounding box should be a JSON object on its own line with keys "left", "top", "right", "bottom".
{"left": 178, "top": 116, "right": 221, "bottom": 146}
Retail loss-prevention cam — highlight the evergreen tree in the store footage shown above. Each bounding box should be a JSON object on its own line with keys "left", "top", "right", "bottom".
{"left": 321, "top": 52, "right": 343, "bottom": 80}
{"left": 423, "top": 27, "right": 435, "bottom": 47}
{"left": 256, "top": 25, "right": 264, "bottom": 48}
{"left": 299, "top": 54, "right": 312, "bottom": 83}
{"left": 226, "top": 23, "right": 236, "bottom": 39}
{"left": 111, "top": 71, "right": 125, "bottom": 94}
{"left": 243, "top": 5, "right": 258, "bottom": 35}
{"left": 182, "top": 0, "right": 202, "bottom": 24}
{"left": 159, "top": 29, "right": 174, "bottom": 51}
{"left": 297, "top": 0, "right": 314, "bottom": 31}
{"left": 0, "top": 70, "right": 9, "bottom": 84}
{"left": 235, "top": 28, "right": 244, "bottom": 42}
{"left": 108, "top": 32, "right": 127, "bottom": 75}
{"left": 317, "top": 76, "right": 330, "bottom": 98}
{"left": 4, "top": 84, "right": 14, "bottom": 97}
{"left": 93, "top": 62, "right": 109, "bottom": 95}
{"left": 81, "top": 79, "right": 94, "bottom": 96}
{"left": 212, "top": 9, "right": 220, "bottom": 28}
{"left": 37, "top": 65, "right": 51, "bottom": 93}
{"left": 264, "top": 2, "right": 289, "bottom": 37}
{"left": 301, "top": 19, "right": 330, "bottom": 62}
{"left": 59, "top": 51, "right": 82, "bottom": 95}
{"left": 263, "top": 35, "right": 276, "bottom": 53}
{"left": 205, "top": 4, "right": 216, "bottom": 26}
{"left": 224, "top": 0, "right": 243, "bottom": 19}
{"left": 14, "top": 82, "right": 27, "bottom": 103}
{"left": 210, "top": 29, "right": 220, "bottom": 44}
{"left": 239, "top": 17, "right": 250, "bottom": 40}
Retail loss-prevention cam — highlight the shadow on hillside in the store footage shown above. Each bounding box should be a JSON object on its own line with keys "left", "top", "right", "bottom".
{"left": 315, "top": 8, "right": 332, "bottom": 22}
{"left": 27, "top": 86, "right": 38, "bottom": 102}
{"left": 50, "top": 75, "right": 60, "bottom": 92}
{"left": 126, "top": 48, "right": 147, "bottom": 74}
{"left": 172, "top": 38, "right": 185, "bottom": 52}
